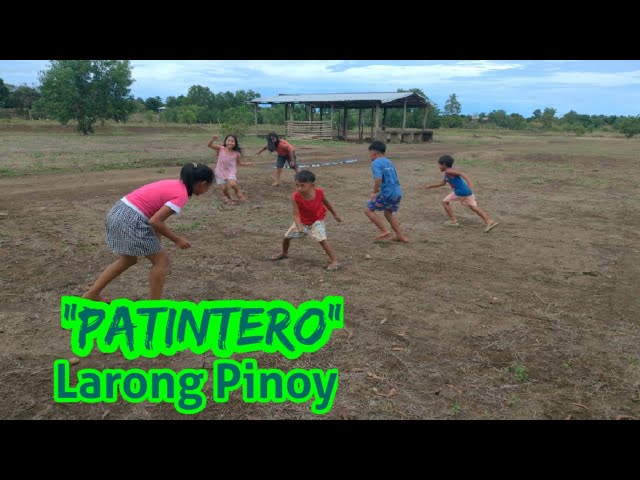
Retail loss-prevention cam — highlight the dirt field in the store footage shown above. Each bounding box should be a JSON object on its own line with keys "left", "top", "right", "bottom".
{"left": 1, "top": 126, "right": 639, "bottom": 419}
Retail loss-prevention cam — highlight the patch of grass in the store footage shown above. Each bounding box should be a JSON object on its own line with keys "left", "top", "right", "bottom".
{"left": 451, "top": 403, "right": 462, "bottom": 415}
{"left": 508, "top": 394, "right": 521, "bottom": 407}
{"left": 505, "top": 365, "right": 530, "bottom": 382}
{"left": 562, "top": 362, "right": 573, "bottom": 373}
{"left": 520, "top": 175, "right": 546, "bottom": 185}
{"left": 513, "top": 365, "right": 529, "bottom": 382}
{"left": 0, "top": 167, "right": 20, "bottom": 177}
{"left": 176, "top": 221, "right": 202, "bottom": 232}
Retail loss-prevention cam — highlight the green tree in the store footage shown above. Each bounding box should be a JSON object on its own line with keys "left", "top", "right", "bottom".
{"left": 444, "top": 93, "right": 461, "bottom": 115}
{"left": 541, "top": 107, "right": 556, "bottom": 129}
{"left": 144, "top": 96, "right": 163, "bottom": 112}
{"left": 488, "top": 109, "right": 508, "bottom": 128}
{"left": 8, "top": 85, "right": 41, "bottom": 119}
{"left": 617, "top": 116, "right": 640, "bottom": 138}
{"left": 38, "top": 60, "right": 135, "bottom": 134}
{"left": 187, "top": 85, "right": 215, "bottom": 109}
{"left": 0, "top": 78, "right": 10, "bottom": 107}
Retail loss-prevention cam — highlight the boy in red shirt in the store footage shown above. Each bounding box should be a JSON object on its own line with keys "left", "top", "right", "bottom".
{"left": 270, "top": 170, "right": 342, "bottom": 270}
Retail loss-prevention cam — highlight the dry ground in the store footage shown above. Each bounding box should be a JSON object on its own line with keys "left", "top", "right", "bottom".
{"left": 0, "top": 126, "right": 639, "bottom": 419}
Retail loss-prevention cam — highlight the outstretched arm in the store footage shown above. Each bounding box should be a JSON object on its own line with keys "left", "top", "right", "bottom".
{"left": 207, "top": 136, "right": 221, "bottom": 152}
{"left": 425, "top": 179, "right": 446, "bottom": 189}
{"left": 236, "top": 153, "right": 251, "bottom": 166}
{"left": 149, "top": 205, "right": 191, "bottom": 249}
{"left": 256, "top": 145, "right": 267, "bottom": 155}
{"left": 322, "top": 196, "right": 342, "bottom": 222}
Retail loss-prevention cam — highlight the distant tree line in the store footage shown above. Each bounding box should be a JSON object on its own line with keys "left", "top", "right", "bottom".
{"left": 1, "top": 63, "right": 640, "bottom": 138}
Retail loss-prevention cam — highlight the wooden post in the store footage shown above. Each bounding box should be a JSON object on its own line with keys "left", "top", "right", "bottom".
{"left": 331, "top": 105, "right": 334, "bottom": 139}
{"left": 422, "top": 105, "right": 428, "bottom": 130}
{"left": 383, "top": 107, "right": 387, "bottom": 127}
{"left": 343, "top": 107, "right": 348, "bottom": 140}
{"left": 402, "top": 98, "right": 407, "bottom": 137}
{"left": 374, "top": 104, "right": 380, "bottom": 141}
{"left": 254, "top": 103, "right": 258, "bottom": 136}
{"left": 370, "top": 108, "right": 374, "bottom": 141}
{"left": 320, "top": 107, "right": 323, "bottom": 121}
{"left": 358, "top": 109, "right": 363, "bottom": 140}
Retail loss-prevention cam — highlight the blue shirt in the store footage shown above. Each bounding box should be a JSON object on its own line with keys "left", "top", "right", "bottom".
{"left": 444, "top": 173, "right": 472, "bottom": 196}
{"left": 371, "top": 157, "right": 402, "bottom": 198}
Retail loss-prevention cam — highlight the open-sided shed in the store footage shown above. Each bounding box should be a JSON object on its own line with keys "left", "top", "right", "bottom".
{"left": 247, "top": 92, "right": 432, "bottom": 142}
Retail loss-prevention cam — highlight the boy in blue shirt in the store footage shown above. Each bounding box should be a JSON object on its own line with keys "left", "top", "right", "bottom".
{"left": 425, "top": 155, "right": 499, "bottom": 233}
{"left": 364, "top": 141, "right": 410, "bottom": 243}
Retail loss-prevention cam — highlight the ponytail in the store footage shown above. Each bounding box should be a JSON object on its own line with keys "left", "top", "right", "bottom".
{"left": 180, "top": 163, "right": 214, "bottom": 196}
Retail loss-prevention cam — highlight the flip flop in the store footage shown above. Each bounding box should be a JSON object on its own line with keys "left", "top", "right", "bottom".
{"left": 484, "top": 222, "right": 499, "bottom": 233}
{"left": 269, "top": 253, "right": 288, "bottom": 261}
{"left": 326, "top": 264, "right": 341, "bottom": 271}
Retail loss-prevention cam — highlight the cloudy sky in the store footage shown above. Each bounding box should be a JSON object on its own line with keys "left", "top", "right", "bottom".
{"left": 1, "top": 60, "right": 638, "bottom": 117}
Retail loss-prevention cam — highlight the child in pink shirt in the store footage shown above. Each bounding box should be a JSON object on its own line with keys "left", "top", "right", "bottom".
{"left": 82, "top": 163, "right": 213, "bottom": 301}
{"left": 207, "top": 134, "right": 251, "bottom": 205}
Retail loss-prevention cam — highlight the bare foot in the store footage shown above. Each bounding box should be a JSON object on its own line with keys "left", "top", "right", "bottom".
{"left": 271, "top": 182, "right": 280, "bottom": 187}
{"left": 327, "top": 263, "right": 341, "bottom": 271}
{"left": 373, "top": 231, "right": 393, "bottom": 241}
{"left": 81, "top": 293, "right": 110, "bottom": 303}
{"left": 237, "top": 194, "right": 247, "bottom": 203}
{"left": 269, "top": 253, "right": 288, "bottom": 261}
{"left": 223, "top": 197, "right": 236, "bottom": 206}
{"left": 393, "top": 236, "right": 411, "bottom": 243}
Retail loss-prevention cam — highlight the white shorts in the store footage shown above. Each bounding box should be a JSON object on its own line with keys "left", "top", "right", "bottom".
{"left": 216, "top": 176, "right": 237, "bottom": 185}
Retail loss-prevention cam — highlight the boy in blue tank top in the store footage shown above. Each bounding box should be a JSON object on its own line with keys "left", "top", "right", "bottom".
{"left": 425, "top": 155, "right": 499, "bottom": 233}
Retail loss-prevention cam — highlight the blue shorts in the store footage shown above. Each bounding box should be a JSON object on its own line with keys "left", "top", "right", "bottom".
{"left": 367, "top": 194, "right": 402, "bottom": 212}
{"left": 276, "top": 151, "right": 298, "bottom": 169}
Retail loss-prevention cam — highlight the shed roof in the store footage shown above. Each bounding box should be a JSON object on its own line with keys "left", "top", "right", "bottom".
{"left": 248, "top": 92, "right": 429, "bottom": 109}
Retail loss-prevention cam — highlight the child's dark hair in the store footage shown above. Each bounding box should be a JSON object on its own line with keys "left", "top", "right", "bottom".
{"left": 266, "top": 132, "right": 280, "bottom": 152}
{"left": 438, "top": 155, "right": 454, "bottom": 168}
{"left": 223, "top": 134, "right": 242, "bottom": 154}
{"left": 180, "top": 163, "right": 214, "bottom": 196}
{"left": 368, "top": 140, "right": 386, "bottom": 153}
{"left": 295, "top": 169, "right": 316, "bottom": 183}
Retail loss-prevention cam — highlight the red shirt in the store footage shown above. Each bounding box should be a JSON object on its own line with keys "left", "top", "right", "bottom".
{"left": 293, "top": 188, "right": 326, "bottom": 225}
{"left": 275, "top": 139, "right": 294, "bottom": 157}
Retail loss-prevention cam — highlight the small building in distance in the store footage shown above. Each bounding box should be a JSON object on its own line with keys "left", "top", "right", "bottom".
{"left": 248, "top": 92, "right": 433, "bottom": 143}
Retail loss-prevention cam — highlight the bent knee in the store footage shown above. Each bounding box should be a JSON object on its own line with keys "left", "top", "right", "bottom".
{"left": 123, "top": 256, "right": 138, "bottom": 266}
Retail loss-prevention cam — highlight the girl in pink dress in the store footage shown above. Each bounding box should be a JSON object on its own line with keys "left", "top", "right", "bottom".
{"left": 207, "top": 134, "right": 251, "bottom": 205}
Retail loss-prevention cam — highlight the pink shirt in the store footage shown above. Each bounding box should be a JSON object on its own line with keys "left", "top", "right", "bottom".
{"left": 215, "top": 147, "right": 240, "bottom": 180}
{"left": 123, "top": 179, "right": 189, "bottom": 219}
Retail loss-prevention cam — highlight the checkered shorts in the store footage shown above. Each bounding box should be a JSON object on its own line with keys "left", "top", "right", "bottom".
{"left": 105, "top": 200, "right": 162, "bottom": 256}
